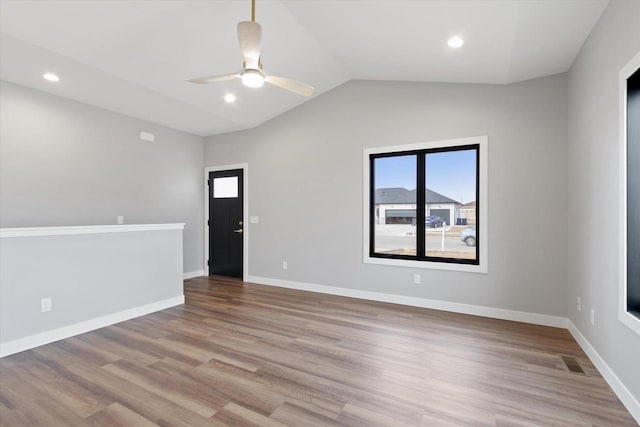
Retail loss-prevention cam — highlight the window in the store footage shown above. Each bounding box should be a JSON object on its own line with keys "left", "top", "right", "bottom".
{"left": 627, "top": 67, "right": 640, "bottom": 318}
{"left": 364, "top": 136, "right": 487, "bottom": 273}
{"left": 620, "top": 50, "right": 640, "bottom": 335}
{"left": 213, "top": 176, "right": 239, "bottom": 198}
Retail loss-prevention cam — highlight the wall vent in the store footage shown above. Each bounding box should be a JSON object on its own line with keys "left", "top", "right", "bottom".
{"left": 140, "top": 131, "right": 155, "bottom": 142}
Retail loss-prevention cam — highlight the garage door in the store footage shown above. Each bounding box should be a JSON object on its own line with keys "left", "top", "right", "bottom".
{"left": 430, "top": 209, "right": 450, "bottom": 225}
{"left": 385, "top": 209, "right": 416, "bottom": 225}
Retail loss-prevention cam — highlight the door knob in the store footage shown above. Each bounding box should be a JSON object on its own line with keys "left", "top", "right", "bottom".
{"left": 233, "top": 229, "right": 243, "bottom": 234}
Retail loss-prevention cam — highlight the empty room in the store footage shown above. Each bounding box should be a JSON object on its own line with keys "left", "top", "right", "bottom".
{"left": 1, "top": 0, "right": 639, "bottom": 425}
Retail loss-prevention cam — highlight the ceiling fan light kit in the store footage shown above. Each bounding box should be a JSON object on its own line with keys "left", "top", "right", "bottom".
{"left": 241, "top": 69, "right": 265, "bottom": 88}
{"left": 188, "top": 0, "right": 314, "bottom": 97}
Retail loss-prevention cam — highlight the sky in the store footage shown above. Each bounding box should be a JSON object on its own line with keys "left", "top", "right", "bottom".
{"left": 374, "top": 149, "right": 477, "bottom": 204}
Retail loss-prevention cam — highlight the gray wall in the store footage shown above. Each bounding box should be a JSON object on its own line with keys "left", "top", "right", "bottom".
{"left": 1, "top": 228, "right": 183, "bottom": 346}
{"left": 567, "top": 0, "right": 640, "bottom": 401}
{"left": 0, "top": 81, "right": 204, "bottom": 273}
{"left": 205, "top": 74, "right": 569, "bottom": 317}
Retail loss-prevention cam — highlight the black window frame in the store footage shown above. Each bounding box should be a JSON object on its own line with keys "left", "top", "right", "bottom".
{"left": 627, "top": 67, "right": 640, "bottom": 317}
{"left": 369, "top": 144, "right": 480, "bottom": 266}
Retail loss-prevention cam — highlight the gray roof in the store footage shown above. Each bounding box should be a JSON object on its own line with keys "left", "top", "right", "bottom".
{"left": 375, "top": 187, "right": 460, "bottom": 205}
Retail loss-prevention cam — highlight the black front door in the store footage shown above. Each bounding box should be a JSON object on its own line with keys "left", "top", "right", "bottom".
{"left": 209, "top": 169, "right": 243, "bottom": 278}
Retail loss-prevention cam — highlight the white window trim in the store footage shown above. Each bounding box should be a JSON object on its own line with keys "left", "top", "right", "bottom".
{"left": 619, "top": 51, "right": 640, "bottom": 336}
{"left": 363, "top": 135, "right": 488, "bottom": 273}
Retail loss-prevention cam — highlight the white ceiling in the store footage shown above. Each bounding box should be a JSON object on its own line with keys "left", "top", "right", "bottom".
{"left": 0, "top": 0, "right": 608, "bottom": 137}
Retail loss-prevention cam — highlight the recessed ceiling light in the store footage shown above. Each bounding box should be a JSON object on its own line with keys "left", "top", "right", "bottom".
{"left": 224, "top": 93, "right": 236, "bottom": 103}
{"left": 42, "top": 73, "right": 60, "bottom": 82}
{"left": 447, "top": 37, "right": 464, "bottom": 48}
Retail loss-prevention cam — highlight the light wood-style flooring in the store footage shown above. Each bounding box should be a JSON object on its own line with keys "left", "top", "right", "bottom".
{"left": 0, "top": 276, "right": 637, "bottom": 426}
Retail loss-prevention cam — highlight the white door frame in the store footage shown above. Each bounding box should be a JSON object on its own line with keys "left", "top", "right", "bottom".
{"left": 204, "top": 163, "right": 249, "bottom": 280}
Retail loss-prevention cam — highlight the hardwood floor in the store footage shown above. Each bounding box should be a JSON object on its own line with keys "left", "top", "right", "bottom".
{"left": 0, "top": 276, "right": 636, "bottom": 426}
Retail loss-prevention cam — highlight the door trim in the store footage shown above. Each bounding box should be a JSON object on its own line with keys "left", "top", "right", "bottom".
{"left": 204, "top": 163, "right": 249, "bottom": 279}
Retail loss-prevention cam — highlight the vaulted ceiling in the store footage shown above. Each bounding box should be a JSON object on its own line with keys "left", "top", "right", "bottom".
{"left": 0, "top": 0, "right": 608, "bottom": 136}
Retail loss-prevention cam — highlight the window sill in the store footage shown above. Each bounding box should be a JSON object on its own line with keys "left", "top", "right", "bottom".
{"left": 620, "top": 310, "right": 640, "bottom": 336}
{"left": 364, "top": 255, "right": 488, "bottom": 273}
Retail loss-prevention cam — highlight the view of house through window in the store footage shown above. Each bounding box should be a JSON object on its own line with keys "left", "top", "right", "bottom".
{"left": 373, "top": 154, "right": 417, "bottom": 255}
{"left": 371, "top": 145, "right": 479, "bottom": 264}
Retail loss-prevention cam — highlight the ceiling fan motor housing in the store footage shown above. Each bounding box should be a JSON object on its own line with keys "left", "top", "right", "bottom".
{"left": 238, "top": 21, "right": 262, "bottom": 70}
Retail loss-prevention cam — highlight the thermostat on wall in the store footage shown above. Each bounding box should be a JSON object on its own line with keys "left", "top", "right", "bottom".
{"left": 140, "top": 131, "right": 155, "bottom": 142}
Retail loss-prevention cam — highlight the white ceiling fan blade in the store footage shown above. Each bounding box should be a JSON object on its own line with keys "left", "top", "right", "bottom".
{"left": 238, "top": 21, "right": 262, "bottom": 70}
{"left": 187, "top": 73, "right": 241, "bottom": 84}
{"left": 265, "top": 75, "right": 314, "bottom": 97}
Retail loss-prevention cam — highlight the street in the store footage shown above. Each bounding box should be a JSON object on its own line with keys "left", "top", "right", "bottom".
{"left": 375, "top": 235, "right": 474, "bottom": 253}
{"left": 373, "top": 224, "right": 475, "bottom": 256}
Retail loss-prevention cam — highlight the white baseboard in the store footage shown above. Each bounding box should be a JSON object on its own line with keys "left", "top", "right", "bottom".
{"left": 0, "top": 295, "right": 184, "bottom": 358}
{"left": 183, "top": 270, "right": 205, "bottom": 280}
{"left": 568, "top": 321, "right": 640, "bottom": 424}
{"left": 245, "top": 275, "right": 568, "bottom": 328}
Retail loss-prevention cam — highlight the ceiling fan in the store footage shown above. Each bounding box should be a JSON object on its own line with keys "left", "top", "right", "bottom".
{"left": 187, "top": 0, "right": 314, "bottom": 97}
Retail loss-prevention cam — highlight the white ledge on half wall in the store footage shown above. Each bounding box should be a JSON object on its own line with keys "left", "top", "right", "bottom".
{"left": 0, "top": 223, "right": 185, "bottom": 238}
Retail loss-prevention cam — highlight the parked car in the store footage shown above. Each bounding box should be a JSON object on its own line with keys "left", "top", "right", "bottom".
{"left": 460, "top": 226, "right": 476, "bottom": 246}
{"left": 425, "top": 215, "right": 444, "bottom": 228}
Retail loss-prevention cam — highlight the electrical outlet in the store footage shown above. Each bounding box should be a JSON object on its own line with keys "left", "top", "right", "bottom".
{"left": 282, "top": 261, "right": 288, "bottom": 270}
{"left": 414, "top": 274, "right": 421, "bottom": 284}
{"left": 41, "top": 297, "right": 52, "bottom": 313}
{"left": 117, "top": 215, "right": 124, "bottom": 224}
{"left": 590, "top": 309, "right": 595, "bottom": 325}
{"left": 577, "top": 297, "right": 581, "bottom": 311}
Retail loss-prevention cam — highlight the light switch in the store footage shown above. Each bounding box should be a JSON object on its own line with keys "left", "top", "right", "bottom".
{"left": 250, "top": 216, "right": 259, "bottom": 224}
